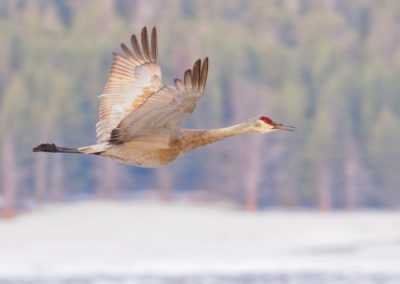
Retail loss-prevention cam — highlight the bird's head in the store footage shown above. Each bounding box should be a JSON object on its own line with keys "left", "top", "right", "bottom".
{"left": 251, "top": 116, "right": 295, "bottom": 133}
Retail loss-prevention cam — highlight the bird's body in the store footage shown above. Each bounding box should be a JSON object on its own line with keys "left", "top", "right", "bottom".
{"left": 33, "top": 27, "right": 294, "bottom": 167}
{"left": 96, "top": 126, "right": 257, "bottom": 167}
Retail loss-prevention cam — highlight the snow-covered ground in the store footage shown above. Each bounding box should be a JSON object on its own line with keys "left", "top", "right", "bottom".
{"left": 0, "top": 200, "right": 399, "bottom": 283}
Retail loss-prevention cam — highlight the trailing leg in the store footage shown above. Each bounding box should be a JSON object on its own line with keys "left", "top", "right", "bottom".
{"left": 32, "top": 143, "right": 81, "bottom": 153}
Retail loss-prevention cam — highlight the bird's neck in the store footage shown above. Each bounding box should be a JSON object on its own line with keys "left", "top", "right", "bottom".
{"left": 179, "top": 122, "right": 252, "bottom": 154}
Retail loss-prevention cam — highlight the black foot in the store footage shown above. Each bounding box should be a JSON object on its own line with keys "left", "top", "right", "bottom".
{"left": 32, "top": 143, "right": 58, "bottom": 152}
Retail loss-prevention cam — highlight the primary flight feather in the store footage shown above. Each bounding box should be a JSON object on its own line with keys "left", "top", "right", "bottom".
{"left": 33, "top": 27, "right": 294, "bottom": 167}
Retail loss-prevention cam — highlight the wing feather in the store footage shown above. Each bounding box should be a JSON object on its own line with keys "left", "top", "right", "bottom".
{"left": 184, "top": 69, "right": 192, "bottom": 89}
{"left": 191, "top": 59, "right": 200, "bottom": 89}
{"left": 131, "top": 34, "right": 146, "bottom": 63}
{"left": 199, "top": 57, "right": 208, "bottom": 93}
{"left": 141, "top": 27, "right": 152, "bottom": 61}
{"left": 151, "top": 27, "right": 158, "bottom": 62}
{"left": 109, "top": 58, "right": 209, "bottom": 145}
{"left": 120, "top": 43, "right": 140, "bottom": 65}
{"left": 96, "top": 27, "right": 162, "bottom": 143}
{"left": 174, "top": 79, "right": 185, "bottom": 90}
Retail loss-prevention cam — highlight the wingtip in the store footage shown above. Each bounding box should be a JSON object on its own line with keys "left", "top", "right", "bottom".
{"left": 199, "top": 57, "right": 209, "bottom": 93}
{"left": 150, "top": 26, "right": 158, "bottom": 62}
{"left": 202, "top": 57, "right": 209, "bottom": 70}
{"left": 194, "top": 58, "right": 201, "bottom": 68}
{"left": 141, "top": 26, "right": 157, "bottom": 32}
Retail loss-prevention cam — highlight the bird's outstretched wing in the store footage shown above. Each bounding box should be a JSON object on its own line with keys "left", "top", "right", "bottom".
{"left": 109, "top": 58, "right": 209, "bottom": 145}
{"left": 96, "top": 27, "right": 163, "bottom": 143}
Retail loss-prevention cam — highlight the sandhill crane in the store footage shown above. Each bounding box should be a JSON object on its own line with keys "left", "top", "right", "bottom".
{"left": 33, "top": 27, "right": 294, "bottom": 167}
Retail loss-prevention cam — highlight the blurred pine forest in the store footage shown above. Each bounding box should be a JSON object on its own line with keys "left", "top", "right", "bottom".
{"left": 1, "top": 0, "right": 400, "bottom": 215}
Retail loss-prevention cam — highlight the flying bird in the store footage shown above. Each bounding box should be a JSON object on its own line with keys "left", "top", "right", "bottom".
{"left": 33, "top": 27, "right": 294, "bottom": 167}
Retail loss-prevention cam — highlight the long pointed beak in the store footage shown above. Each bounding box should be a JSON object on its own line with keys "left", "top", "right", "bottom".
{"left": 272, "top": 122, "right": 296, "bottom": 131}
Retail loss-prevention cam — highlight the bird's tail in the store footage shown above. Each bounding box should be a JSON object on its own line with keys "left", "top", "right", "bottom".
{"left": 33, "top": 143, "right": 81, "bottom": 153}
{"left": 32, "top": 143, "right": 109, "bottom": 154}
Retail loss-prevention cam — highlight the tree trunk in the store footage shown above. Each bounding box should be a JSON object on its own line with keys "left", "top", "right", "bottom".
{"left": 318, "top": 165, "right": 332, "bottom": 211}
{"left": 343, "top": 132, "right": 362, "bottom": 210}
{"left": 95, "top": 159, "right": 118, "bottom": 199}
{"left": 34, "top": 150, "right": 47, "bottom": 204}
{"left": 156, "top": 167, "right": 173, "bottom": 201}
{"left": 231, "top": 78, "right": 268, "bottom": 210}
{"left": 345, "top": 157, "right": 358, "bottom": 211}
{"left": 50, "top": 153, "right": 64, "bottom": 201}
{"left": 1, "top": 135, "right": 18, "bottom": 218}
{"left": 244, "top": 137, "right": 262, "bottom": 211}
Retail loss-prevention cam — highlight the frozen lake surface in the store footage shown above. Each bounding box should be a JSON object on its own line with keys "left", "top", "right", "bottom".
{"left": 0, "top": 273, "right": 399, "bottom": 284}
{"left": 0, "top": 200, "right": 399, "bottom": 283}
